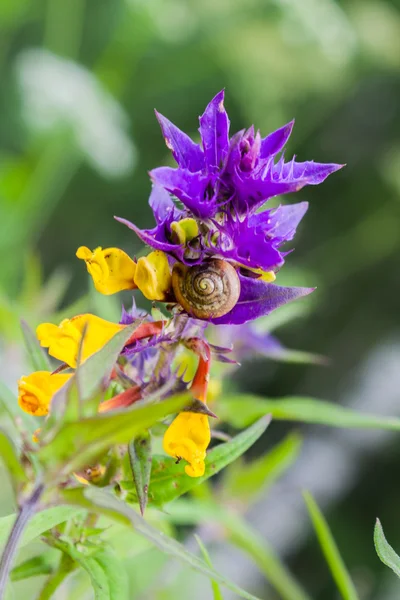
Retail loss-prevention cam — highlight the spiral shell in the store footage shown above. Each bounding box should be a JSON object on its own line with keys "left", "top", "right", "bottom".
{"left": 171, "top": 259, "right": 241, "bottom": 319}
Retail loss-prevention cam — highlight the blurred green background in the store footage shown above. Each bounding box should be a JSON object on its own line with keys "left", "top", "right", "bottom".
{"left": 0, "top": 0, "right": 400, "bottom": 598}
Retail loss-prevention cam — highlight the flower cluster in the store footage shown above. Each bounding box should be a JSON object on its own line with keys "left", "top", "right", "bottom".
{"left": 17, "top": 91, "right": 341, "bottom": 479}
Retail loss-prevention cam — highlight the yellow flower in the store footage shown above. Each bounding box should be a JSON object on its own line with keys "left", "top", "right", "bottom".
{"left": 247, "top": 267, "right": 276, "bottom": 283}
{"left": 163, "top": 412, "right": 211, "bottom": 478}
{"left": 170, "top": 218, "right": 199, "bottom": 245}
{"left": 18, "top": 371, "right": 72, "bottom": 416}
{"left": 134, "top": 250, "right": 171, "bottom": 301}
{"left": 37, "top": 314, "right": 124, "bottom": 368}
{"left": 76, "top": 246, "right": 137, "bottom": 295}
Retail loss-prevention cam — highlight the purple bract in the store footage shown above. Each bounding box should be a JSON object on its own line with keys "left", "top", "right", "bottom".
{"left": 116, "top": 90, "right": 343, "bottom": 325}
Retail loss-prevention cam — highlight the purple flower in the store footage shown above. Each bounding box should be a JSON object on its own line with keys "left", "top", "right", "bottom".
{"left": 115, "top": 90, "right": 343, "bottom": 325}
{"left": 117, "top": 90, "right": 341, "bottom": 272}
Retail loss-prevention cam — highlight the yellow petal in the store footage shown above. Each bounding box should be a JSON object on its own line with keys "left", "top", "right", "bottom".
{"left": 18, "top": 371, "right": 72, "bottom": 416}
{"left": 134, "top": 251, "right": 172, "bottom": 301}
{"left": 37, "top": 314, "right": 124, "bottom": 368}
{"left": 76, "top": 246, "right": 137, "bottom": 295}
{"left": 163, "top": 412, "right": 211, "bottom": 478}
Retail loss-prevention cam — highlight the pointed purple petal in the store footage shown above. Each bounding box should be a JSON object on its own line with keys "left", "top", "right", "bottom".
{"left": 155, "top": 110, "right": 204, "bottom": 172}
{"left": 276, "top": 160, "right": 344, "bottom": 185}
{"left": 199, "top": 90, "right": 230, "bottom": 170}
{"left": 260, "top": 120, "right": 294, "bottom": 159}
{"left": 210, "top": 275, "right": 314, "bottom": 325}
{"left": 149, "top": 185, "right": 177, "bottom": 224}
{"left": 232, "top": 160, "right": 344, "bottom": 214}
{"left": 115, "top": 216, "right": 182, "bottom": 254}
{"left": 150, "top": 166, "right": 217, "bottom": 218}
{"left": 249, "top": 202, "right": 309, "bottom": 242}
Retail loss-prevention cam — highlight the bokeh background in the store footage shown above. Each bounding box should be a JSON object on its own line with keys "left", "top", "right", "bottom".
{"left": 0, "top": 0, "right": 400, "bottom": 598}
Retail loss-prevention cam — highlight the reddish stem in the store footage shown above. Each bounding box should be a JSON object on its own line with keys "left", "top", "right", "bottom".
{"left": 188, "top": 339, "right": 211, "bottom": 403}
{"left": 98, "top": 386, "right": 142, "bottom": 413}
{"left": 124, "top": 321, "right": 166, "bottom": 347}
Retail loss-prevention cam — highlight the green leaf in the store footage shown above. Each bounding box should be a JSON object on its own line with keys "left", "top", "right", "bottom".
{"left": 166, "top": 499, "right": 310, "bottom": 600}
{"left": 94, "top": 548, "right": 129, "bottom": 600}
{"left": 222, "top": 432, "right": 302, "bottom": 504}
{"left": 0, "top": 430, "right": 28, "bottom": 490}
{"left": 71, "top": 487, "right": 262, "bottom": 600}
{"left": 264, "top": 348, "right": 328, "bottom": 366}
{"left": 49, "top": 538, "right": 128, "bottom": 600}
{"left": 138, "top": 416, "right": 271, "bottom": 506}
{"left": 303, "top": 491, "right": 359, "bottom": 600}
{"left": 128, "top": 433, "right": 152, "bottom": 515}
{"left": 195, "top": 535, "right": 224, "bottom": 600}
{"left": 11, "top": 553, "right": 55, "bottom": 581}
{"left": 0, "top": 506, "right": 84, "bottom": 550}
{"left": 37, "top": 393, "right": 189, "bottom": 480}
{"left": 0, "top": 381, "right": 36, "bottom": 435}
{"left": 42, "top": 322, "right": 141, "bottom": 435}
{"left": 20, "top": 320, "right": 51, "bottom": 372}
{"left": 374, "top": 519, "right": 400, "bottom": 579}
{"left": 219, "top": 395, "right": 400, "bottom": 432}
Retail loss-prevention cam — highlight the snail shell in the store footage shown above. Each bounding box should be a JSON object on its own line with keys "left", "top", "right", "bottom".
{"left": 171, "top": 259, "right": 241, "bottom": 319}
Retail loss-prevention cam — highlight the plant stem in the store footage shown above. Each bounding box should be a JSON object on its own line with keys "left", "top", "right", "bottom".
{"left": 37, "top": 554, "right": 75, "bottom": 600}
{"left": 0, "top": 483, "right": 44, "bottom": 599}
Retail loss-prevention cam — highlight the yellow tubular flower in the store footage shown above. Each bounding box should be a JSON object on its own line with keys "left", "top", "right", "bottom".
{"left": 134, "top": 250, "right": 172, "bottom": 301}
{"left": 76, "top": 246, "right": 137, "bottom": 295}
{"left": 18, "top": 371, "right": 72, "bottom": 416}
{"left": 36, "top": 314, "right": 124, "bottom": 368}
{"left": 163, "top": 412, "right": 211, "bottom": 478}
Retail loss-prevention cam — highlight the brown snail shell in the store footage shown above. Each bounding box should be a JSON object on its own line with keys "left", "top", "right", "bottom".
{"left": 171, "top": 259, "right": 241, "bottom": 319}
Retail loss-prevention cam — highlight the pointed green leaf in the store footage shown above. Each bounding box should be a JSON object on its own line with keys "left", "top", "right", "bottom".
{"left": 0, "top": 381, "right": 36, "bottom": 435}
{"left": 303, "top": 491, "right": 359, "bottom": 600}
{"left": 128, "top": 433, "right": 152, "bottom": 515}
{"left": 37, "top": 393, "right": 189, "bottom": 480}
{"left": 219, "top": 395, "right": 400, "bottom": 432}
{"left": 0, "top": 506, "right": 84, "bottom": 550}
{"left": 374, "top": 519, "right": 400, "bottom": 579}
{"left": 20, "top": 320, "right": 52, "bottom": 372}
{"left": 42, "top": 322, "right": 141, "bottom": 435}
{"left": 11, "top": 553, "right": 55, "bottom": 581}
{"left": 93, "top": 548, "right": 129, "bottom": 600}
{"left": 195, "top": 535, "right": 224, "bottom": 600}
{"left": 74, "top": 487, "right": 261, "bottom": 600}
{"left": 48, "top": 538, "right": 125, "bottom": 600}
{"left": 166, "top": 499, "right": 311, "bottom": 600}
{"left": 0, "top": 430, "right": 28, "bottom": 490}
{"left": 222, "top": 432, "right": 302, "bottom": 504}
{"left": 132, "top": 416, "right": 271, "bottom": 506}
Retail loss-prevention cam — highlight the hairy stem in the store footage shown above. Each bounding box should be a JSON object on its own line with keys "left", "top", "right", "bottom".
{"left": 0, "top": 483, "right": 44, "bottom": 599}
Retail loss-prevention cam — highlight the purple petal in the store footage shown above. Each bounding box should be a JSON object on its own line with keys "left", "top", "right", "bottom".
{"left": 149, "top": 185, "right": 178, "bottom": 224}
{"left": 150, "top": 166, "right": 217, "bottom": 219}
{"left": 249, "top": 202, "right": 309, "bottom": 242}
{"left": 199, "top": 90, "right": 230, "bottom": 170}
{"left": 216, "top": 220, "right": 284, "bottom": 271}
{"left": 260, "top": 120, "right": 294, "bottom": 159}
{"left": 275, "top": 159, "right": 344, "bottom": 185}
{"left": 155, "top": 110, "right": 204, "bottom": 172}
{"left": 115, "top": 216, "right": 182, "bottom": 254}
{"left": 232, "top": 159, "right": 344, "bottom": 213}
{"left": 210, "top": 274, "right": 314, "bottom": 325}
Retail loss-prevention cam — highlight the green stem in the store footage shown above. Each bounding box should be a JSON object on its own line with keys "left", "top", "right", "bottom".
{"left": 37, "top": 554, "right": 75, "bottom": 600}
{"left": 0, "top": 483, "right": 44, "bottom": 599}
